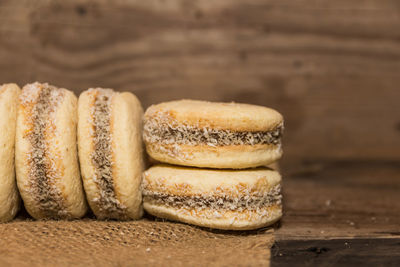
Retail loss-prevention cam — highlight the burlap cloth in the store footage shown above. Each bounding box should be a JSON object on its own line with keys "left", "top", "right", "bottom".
{"left": 0, "top": 215, "right": 274, "bottom": 266}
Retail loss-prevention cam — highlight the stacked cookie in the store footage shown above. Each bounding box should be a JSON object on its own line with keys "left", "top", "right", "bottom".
{"left": 142, "top": 100, "right": 284, "bottom": 230}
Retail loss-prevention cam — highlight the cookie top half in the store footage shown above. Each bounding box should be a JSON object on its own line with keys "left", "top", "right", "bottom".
{"left": 144, "top": 100, "right": 283, "bottom": 132}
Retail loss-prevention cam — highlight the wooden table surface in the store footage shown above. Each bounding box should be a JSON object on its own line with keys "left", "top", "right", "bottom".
{"left": 1, "top": 0, "right": 399, "bottom": 266}
{"left": 273, "top": 160, "right": 400, "bottom": 266}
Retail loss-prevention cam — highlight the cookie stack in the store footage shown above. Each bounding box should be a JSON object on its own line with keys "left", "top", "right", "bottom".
{"left": 142, "top": 100, "right": 284, "bottom": 230}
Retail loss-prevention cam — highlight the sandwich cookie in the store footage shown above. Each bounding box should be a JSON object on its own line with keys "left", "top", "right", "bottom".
{"left": 143, "top": 100, "right": 283, "bottom": 169}
{"left": 78, "top": 88, "right": 144, "bottom": 220}
{"left": 15, "top": 82, "right": 87, "bottom": 219}
{"left": 0, "top": 84, "right": 21, "bottom": 222}
{"left": 142, "top": 164, "right": 282, "bottom": 230}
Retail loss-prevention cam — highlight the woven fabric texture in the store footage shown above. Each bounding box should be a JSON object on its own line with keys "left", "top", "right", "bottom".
{"left": 0, "top": 218, "right": 273, "bottom": 266}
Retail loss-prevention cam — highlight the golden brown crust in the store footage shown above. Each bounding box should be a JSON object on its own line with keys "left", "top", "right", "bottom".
{"left": 15, "top": 82, "right": 87, "bottom": 219}
{"left": 16, "top": 83, "right": 66, "bottom": 218}
{"left": 78, "top": 88, "right": 144, "bottom": 220}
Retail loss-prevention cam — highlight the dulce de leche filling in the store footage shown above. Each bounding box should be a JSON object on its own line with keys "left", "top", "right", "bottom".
{"left": 90, "top": 89, "right": 126, "bottom": 217}
{"left": 22, "top": 83, "right": 66, "bottom": 218}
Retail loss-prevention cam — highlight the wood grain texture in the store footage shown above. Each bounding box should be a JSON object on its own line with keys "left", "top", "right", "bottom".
{"left": 0, "top": 0, "right": 399, "bottom": 161}
{"left": 271, "top": 238, "right": 400, "bottom": 267}
{"left": 276, "top": 160, "right": 400, "bottom": 240}
{"left": 273, "top": 160, "right": 400, "bottom": 265}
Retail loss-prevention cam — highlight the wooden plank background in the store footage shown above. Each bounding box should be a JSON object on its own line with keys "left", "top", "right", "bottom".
{"left": 1, "top": 0, "right": 399, "bottom": 162}
{"left": 1, "top": 0, "right": 400, "bottom": 265}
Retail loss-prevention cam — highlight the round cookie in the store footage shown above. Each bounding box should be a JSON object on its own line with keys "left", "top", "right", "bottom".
{"left": 0, "top": 84, "right": 21, "bottom": 222}
{"left": 143, "top": 100, "right": 283, "bottom": 169}
{"left": 142, "top": 164, "right": 282, "bottom": 230}
{"left": 15, "top": 82, "right": 87, "bottom": 219}
{"left": 78, "top": 88, "right": 144, "bottom": 220}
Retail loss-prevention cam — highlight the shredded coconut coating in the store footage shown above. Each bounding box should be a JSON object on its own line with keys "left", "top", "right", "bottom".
{"left": 21, "top": 82, "right": 67, "bottom": 218}
{"left": 143, "top": 184, "right": 281, "bottom": 212}
{"left": 143, "top": 113, "right": 283, "bottom": 147}
{"left": 89, "top": 88, "right": 126, "bottom": 217}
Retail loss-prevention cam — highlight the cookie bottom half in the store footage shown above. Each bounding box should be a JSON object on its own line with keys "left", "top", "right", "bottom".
{"left": 144, "top": 201, "right": 282, "bottom": 230}
{"left": 146, "top": 143, "right": 282, "bottom": 169}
